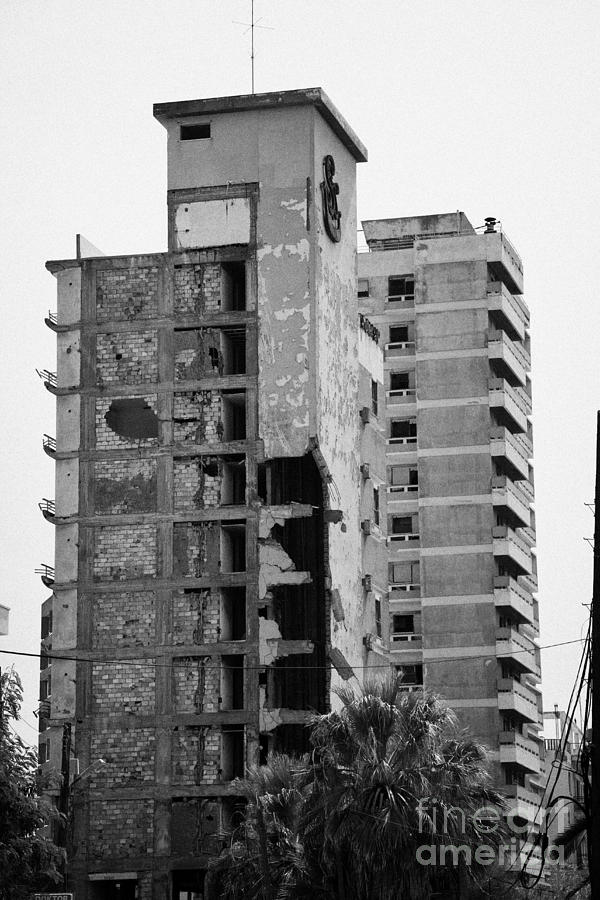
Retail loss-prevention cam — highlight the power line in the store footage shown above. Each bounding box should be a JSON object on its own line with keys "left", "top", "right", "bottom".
{"left": 0, "top": 635, "right": 587, "bottom": 671}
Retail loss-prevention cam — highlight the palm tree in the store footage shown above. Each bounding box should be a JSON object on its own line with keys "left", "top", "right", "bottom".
{"left": 303, "top": 676, "right": 508, "bottom": 900}
{"left": 207, "top": 676, "right": 508, "bottom": 900}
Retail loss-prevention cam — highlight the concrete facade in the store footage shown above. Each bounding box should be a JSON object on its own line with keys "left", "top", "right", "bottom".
{"left": 358, "top": 212, "right": 544, "bottom": 812}
{"left": 40, "top": 89, "right": 389, "bottom": 900}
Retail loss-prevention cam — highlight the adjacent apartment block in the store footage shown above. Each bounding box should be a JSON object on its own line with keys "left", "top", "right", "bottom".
{"left": 358, "top": 212, "right": 543, "bottom": 814}
{"left": 38, "top": 88, "right": 388, "bottom": 899}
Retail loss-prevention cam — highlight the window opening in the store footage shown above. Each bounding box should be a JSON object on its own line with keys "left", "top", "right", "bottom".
{"left": 180, "top": 123, "right": 211, "bottom": 141}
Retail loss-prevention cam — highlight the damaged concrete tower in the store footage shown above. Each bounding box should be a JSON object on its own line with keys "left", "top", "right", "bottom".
{"left": 40, "top": 89, "right": 388, "bottom": 898}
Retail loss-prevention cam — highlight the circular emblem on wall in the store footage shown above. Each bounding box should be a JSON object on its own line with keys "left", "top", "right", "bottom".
{"left": 320, "top": 154, "right": 341, "bottom": 242}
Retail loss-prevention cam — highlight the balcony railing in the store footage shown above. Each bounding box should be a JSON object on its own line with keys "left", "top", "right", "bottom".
{"left": 38, "top": 499, "right": 56, "bottom": 522}
{"left": 487, "top": 281, "right": 529, "bottom": 338}
{"left": 389, "top": 582, "right": 421, "bottom": 595}
{"left": 35, "top": 564, "right": 55, "bottom": 587}
{"left": 498, "top": 677, "right": 539, "bottom": 721}
{"left": 388, "top": 436, "right": 417, "bottom": 447}
{"left": 487, "top": 330, "right": 530, "bottom": 385}
{"left": 491, "top": 476, "right": 531, "bottom": 528}
{"left": 497, "top": 626, "right": 539, "bottom": 676}
{"left": 42, "top": 434, "right": 57, "bottom": 455}
{"left": 493, "top": 525, "right": 532, "bottom": 574}
{"left": 36, "top": 369, "right": 57, "bottom": 388}
{"left": 494, "top": 575, "right": 534, "bottom": 622}
{"left": 489, "top": 377, "right": 531, "bottom": 432}
{"left": 391, "top": 632, "right": 423, "bottom": 644}
{"left": 389, "top": 533, "right": 419, "bottom": 543}
{"left": 490, "top": 427, "right": 530, "bottom": 480}
{"left": 389, "top": 483, "right": 419, "bottom": 494}
{"left": 385, "top": 341, "right": 416, "bottom": 359}
{"left": 387, "top": 389, "right": 416, "bottom": 400}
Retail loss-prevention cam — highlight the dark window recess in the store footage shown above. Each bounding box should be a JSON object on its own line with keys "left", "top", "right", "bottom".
{"left": 390, "top": 419, "right": 417, "bottom": 439}
{"left": 375, "top": 597, "right": 382, "bottom": 638}
{"left": 180, "top": 122, "right": 211, "bottom": 141}
{"left": 357, "top": 278, "right": 369, "bottom": 298}
{"left": 40, "top": 679, "right": 50, "bottom": 701}
{"left": 89, "top": 879, "right": 137, "bottom": 900}
{"left": 371, "top": 379, "right": 379, "bottom": 417}
{"left": 396, "top": 663, "right": 423, "bottom": 685}
{"left": 105, "top": 398, "right": 158, "bottom": 441}
{"left": 392, "top": 516, "right": 414, "bottom": 535}
{"left": 221, "top": 392, "right": 246, "bottom": 441}
{"left": 373, "top": 486, "right": 380, "bottom": 526}
{"left": 390, "top": 372, "right": 411, "bottom": 391}
{"left": 390, "top": 465, "right": 418, "bottom": 487}
{"left": 221, "top": 656, "right": 244, "bottom": 710}
{"left": 38, "top": 742, "right": 48, "bottom": 765}
{"left": 388, "top": 276, "right": 415, "bottom": 299}
{"left": 393, "top": 614, "right": 414, "bottom": 634}
{"left": 222, "top": 262, "right": 246, "bottom": 311}
{"left": 389, "top": 325, "right": 409, "bottom": 343}
{"left": 221, "top": 725, "right": 245, "bottom": 780}
{"left": 221, "top": 523, "right": 246, "bottom": 572}
{"left": 221, "top": 327, "right": 246, "bottom": 375}
{"left": 41, "top": 613, "right": 53, "bottom": 639}
{"left": 220, "top": 587, "right": 246, "bottom": 641}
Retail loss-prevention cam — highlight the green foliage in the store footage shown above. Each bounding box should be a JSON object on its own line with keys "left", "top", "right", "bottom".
{"left": 207, "top": 677, "right": 511, "bottom": 900}
{"left": 0, "top": 668, "right": 65, "bottom": 900}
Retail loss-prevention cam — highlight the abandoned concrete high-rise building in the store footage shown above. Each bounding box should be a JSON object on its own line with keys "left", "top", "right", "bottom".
{"left": 38, "top": 88, "right": 542, "bottom": 898}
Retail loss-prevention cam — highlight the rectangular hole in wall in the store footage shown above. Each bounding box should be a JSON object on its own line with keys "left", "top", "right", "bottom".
{"left": 220, "top": 327, "right": 246, "bottom": 375}
{"left": 221, "top": 262, "right": 246, "bottom": 311}
{"left": 221, "top": 457, "right": 246, "bottom": 505}
{"left": 221, "top": 725, "right": 245, "bottom": 780}
{"left": 220, "top": 521, "right": 246, "bottom": 572}
{"left": 221, "top": 656, "right": 244, "bottom": 710}
{"left": 220, "top": 587, "right": 246, "bottom": 641}
{"left": 221, "top": 391, "right": 246, "bottom": 440}
{"left": 180, "top": 122, "right": 211, "bottom": 141}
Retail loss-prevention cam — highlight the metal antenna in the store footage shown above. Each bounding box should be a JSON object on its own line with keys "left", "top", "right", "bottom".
{"left": 233, "top": 0, "right": 274, "bottom": 93}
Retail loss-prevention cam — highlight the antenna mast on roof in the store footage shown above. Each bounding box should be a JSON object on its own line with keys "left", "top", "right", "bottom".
{"left": 233, "top": 0, "right": 273, "bottom": 94}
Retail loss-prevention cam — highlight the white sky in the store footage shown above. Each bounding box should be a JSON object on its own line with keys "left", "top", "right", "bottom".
{"left": 1, "top": 0, "right": 599, "bottom": 743}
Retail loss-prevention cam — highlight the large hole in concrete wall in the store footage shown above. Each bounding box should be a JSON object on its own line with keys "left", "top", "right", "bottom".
{"left": 105, "top": 398, "right": 158, "bottom": 441}
{"left": 221, "top": 391, "right": 246, "bottom": 440}
{"left": 221, "top": 458, "right": 246, "bottom": 504}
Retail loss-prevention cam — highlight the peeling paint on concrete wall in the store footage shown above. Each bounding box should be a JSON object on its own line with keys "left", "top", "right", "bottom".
{"left": 174, "top": 198, "right": 251, "bottom": 249}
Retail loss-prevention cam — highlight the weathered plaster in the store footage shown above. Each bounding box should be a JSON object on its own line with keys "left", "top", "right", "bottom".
{"left": 174, "top": 198, "right": 251, "bottom": 249}
{"left": 56, "top": 266, "right": 81, "bottom": 325}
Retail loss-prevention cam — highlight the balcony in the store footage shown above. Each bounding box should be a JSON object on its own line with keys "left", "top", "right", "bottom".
{"left": 35, "top": 368, "right": 58, "bottom": 394}
{"left": 391, "top": 631, "right": 423, "bottom": 648}
{"left": 497, "top": 626, "right": 540, "bottom": 677}
{"left": 387, "top": 436, "right": 417, "bottom": 450}
{"left": 498, "top": 677, "right": 539, "bottom": 722}
{"left": 484, "top": 230, "right": 524, "bottom": 295}
{"left": 389, "top": 582, "right": 421, "bottom": 598}
{"left": 491, "top": 477, "right": 531, "bottom": 529}
{"left": 490, "top": 427, "right": 531, "bottom": 480}
{"left": 499, "top": 731, "right": 540, "bottom": 772}
{"left": 388, "top": 533, "right": 420, "bottom": 545}
{"left": 494, "top": 575, "right": 535, "bottom": 624}
{"left": 38, "top": 499, "right": 56, "bottom": 523}
{"left": 493, "top": 525, "right": 532, "bottom": 575}
{"left": 487, "top": 281, "right": 529, "bottom": 341}
{"left": 488, "top": 377, "right": 531, "bottom": 433}
{"left": 502, "top": 784, "right": 540, "bottom": 820}
{"left": 386, "top": 388, "right": 416, "bottom": 405}
{"left": 44, "top": 310, "right": 59, "bottom": 331}
{"left": 385, "top": 340, "right": 415, "bottom": 359}
{"left": 35, "top": 564, "right": 55, "bottom": 588}
{"left": 487, "top": 330, "right": 530, "bottom": 387}
{"left": 42, "top": 434, "right": 57, "bottom": 457}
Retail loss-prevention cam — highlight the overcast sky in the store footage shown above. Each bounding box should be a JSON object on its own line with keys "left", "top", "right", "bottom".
{"left": 1, "top": 0, "right": 598, "bottom": 743}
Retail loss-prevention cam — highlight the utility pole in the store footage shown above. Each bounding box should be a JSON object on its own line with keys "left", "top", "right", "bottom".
{"left": 591, "top": 410, "right": 600, "bottom": 897}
